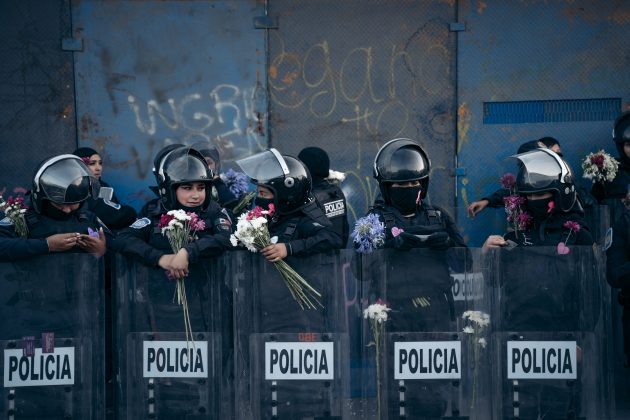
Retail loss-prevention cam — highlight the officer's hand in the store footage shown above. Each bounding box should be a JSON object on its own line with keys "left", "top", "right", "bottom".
{"left": 261, "top": 243, "right": 288, "bottom": 262}
{"left": 168, "top": 248, "right": 189, "bottom": 278}
{"left": 482, "top": 235, "right": 507, "bottom": 253}
{"left": 76, "top": 228, "right": 106, "bottom": 258}
{"left": 392, "top": 232, "right": 425, "bottom": 251}
{"left": 158, "top": 254, "right": 174, "bottom": 272}
{"left": 46, "top": 232, "right": 81, "bottom": 253}
{"left": 425, "top": 231, "right": 451, "bottom": 250}
{"left": 467, "top": 200, "right": 489, "bottom": 219}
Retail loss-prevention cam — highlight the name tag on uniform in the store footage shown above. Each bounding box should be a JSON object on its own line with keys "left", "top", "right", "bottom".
{"left": 323, "top": 199, "right": 345, "bottom": 218}
{"left": 130, "top": 217, "right": 151, "bottom": 229}
{"left": 265, "top": 342, "right": 334, "bottom": 380}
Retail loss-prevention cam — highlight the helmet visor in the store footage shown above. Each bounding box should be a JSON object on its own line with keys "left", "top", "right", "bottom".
{"left": 236, "top": 149, "right": 287, "bottom": 183}
{"left": 165, "top": 152, "right": 211, "bottom": 184}
{"left": 39, "top": 158, "right": 92, "bottom": 204}
{"left": 513, "top": 150, "right": 563, "bottom": 192}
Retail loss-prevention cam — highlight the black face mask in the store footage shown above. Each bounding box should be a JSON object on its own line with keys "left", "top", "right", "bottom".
{"left": 255, "top": 197, "right": 275, "bottom": 211}
{"left": 42, "top": 201, "right": 76, "bottom": 220}
{"left": 525, "top": 196, "right": 554, "bottom": 220}
{"left": 388, "top": 186, "right": 422, "bottom": 215}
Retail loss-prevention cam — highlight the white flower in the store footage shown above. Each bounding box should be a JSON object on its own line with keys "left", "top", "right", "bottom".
{"left": 168, "top": 209, "right": 191, "bottom": 221}
{"left": 462, "top": 310, "right": 490, "bottom": 327}
{"left": 363, "top": 303, "right": 391, "bottom": 323}
{"left": 463, "top": 326, "right": 474, "bottom": 334}
{"left": 478, "top": 338, "right": 487, "bottom": 348}
{"left": 327, "top": 170, "right": 346, "bottom": 183}
{"left": 229, "top": 235, "right": 238, "bottom": 247}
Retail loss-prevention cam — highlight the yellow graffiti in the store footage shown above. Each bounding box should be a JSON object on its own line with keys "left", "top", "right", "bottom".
{"left": 457, "top": 103, "right": 472, "bottom": 154}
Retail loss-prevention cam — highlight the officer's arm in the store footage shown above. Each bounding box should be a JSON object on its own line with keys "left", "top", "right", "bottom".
{"left": 285, "top": 220, "right": 342, "bottom": 256}
{"left": 607, "top": 217, "right": 630, "bottom": 289}
{"left": 116, "top": 218, "right": 166, "bottom": 267}
{"left": 483, "top": 188, "right": 510, "bottom": 208}
{"left": 90, "top": 198, "right": 138, "bottom": 230}
{"left": 0, "top": 224, "right": 48, "bottom": 262}
{"left": 184, "top": 211, "right": 233, "bottom": 262}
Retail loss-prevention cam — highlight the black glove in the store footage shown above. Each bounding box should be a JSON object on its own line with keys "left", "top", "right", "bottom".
{"left": 392, "top": 232, "right": 426, "bottom": 251}
{"left": 425, "top": 231, "right": 451, "bottom": 250}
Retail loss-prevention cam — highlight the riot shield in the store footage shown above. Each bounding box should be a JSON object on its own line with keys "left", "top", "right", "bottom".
{"left": 230, "top": 249, "right": 357, "bottom": 419}
{"left": 0, "top": 254, "right": 104, "bottom": 419}
{"left": 360, "top": 247, "right": 487, "bottom": 419}
{"left": 115, "top": 255, "right": 223, "bottom": 419}
{"left": 486, "top": 246, "right": 613, "bottom": 420}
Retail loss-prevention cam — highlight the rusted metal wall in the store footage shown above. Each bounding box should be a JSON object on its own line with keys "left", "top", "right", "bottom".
{"left": 0, "top": 0, "right": 76, "bottom": 196}
{"left": 71, "top": 0, "right": 267, "bottom": 208}
{"left": 457, "top": 0, "right": 630, "bottom": 245}
{"left": 267, "top": 0, "right": 458, "bottom": 226}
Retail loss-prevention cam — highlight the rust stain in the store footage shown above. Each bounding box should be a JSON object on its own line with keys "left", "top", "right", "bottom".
{"left": 281, "top": 70, "right": 299, "bottom": 86}
{"left": 457, "top": 103, "right": 472, "bottom": 154}
{"left": 609, "top": 10, "right": 630, "bottom": 24}
{"left": 269, "top": 65, "right": 278, "bottom": 79}
{"left": 80, "top": 113, "right": 99, "bottom": 135}
{"left": 476, "top": 0, "right": 488, "bottom": 14}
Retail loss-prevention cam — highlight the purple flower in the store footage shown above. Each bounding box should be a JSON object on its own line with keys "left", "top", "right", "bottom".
{"left": 87, "top": 227, "right": 100, "bottom": 238}
{"left": 221, "top": 169, "right": 250, "bottom": 197}
{"left": 352, "top": 214, "right": 386, "bottom": 254}
{"left": 500, "top": 173, "right": 516, "bottom": 189}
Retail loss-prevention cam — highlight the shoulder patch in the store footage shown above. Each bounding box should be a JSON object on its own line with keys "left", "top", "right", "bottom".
{"left": 0, "top": 217, "right": 13, "bottom": 226}
{"left": 312, "top": 222, "right": 324, "bottom": 228}
{"left": 130, "top": 217, "right": 151, "bottom": 229}
{"left": 103, "top": 199, "right": 121, "bottom": 210}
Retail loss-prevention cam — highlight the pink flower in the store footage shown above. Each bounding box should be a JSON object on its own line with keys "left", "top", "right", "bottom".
{"left": 500, "top": 173, "right": 516, "bottom": 189}
{"left": 563, "top": 220, "right": 581, "bottom": 233}
{"left": 547, "top": 201, "right": 555, "bottom": 214}
{"left": 415, "top": 190, "right": 422, "bottom": 205}
{"left": 158, "top": 214, "right": 173, "bottom": 229}
{"left": 81, "top": 156, "right": 91, "bottom": 165}
{"left": 516, "top": 212, "right": 533, "bottom": 230}
{"left": 267, "top": 203, "right": 275, "bottom": 216}
{"left": 391, "top": 227, "right": 404, "bottom": 237}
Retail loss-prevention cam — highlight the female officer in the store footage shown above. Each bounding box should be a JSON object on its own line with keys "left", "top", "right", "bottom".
{"left": 116, "top": 146, "right": 232, "bottom": 278}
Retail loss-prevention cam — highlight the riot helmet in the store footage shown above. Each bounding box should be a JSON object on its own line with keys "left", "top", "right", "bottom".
{"left": 236, "top": 148, "right": 311, "bottom": 215}
{"left": 511, "top": 148, "right": 576, "bottom": 212}
{"left": 31, "top": 154, "right": 94, "bottom": 214}
{"left": 373, "top": 138, "right": 431, "bottom": 204}
{"left": 191, "top": 141, "right": 221, "bottom": 173}
{"left": 613, "top": 111, "right": 630, "bottom": 165}
{"left": 155, "top": 146, "right": 213, "bottom": 210}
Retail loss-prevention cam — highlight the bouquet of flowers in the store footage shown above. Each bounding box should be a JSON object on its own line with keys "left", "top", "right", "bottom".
{"left": 582, "top": 149, "right": 618, "bottom": 183}
{"left": 230, "top": 205, "right": 322, "bottom": 309}
{"left": 158, "top": 209, "right": 207, "bottom": 346}
{"left": 352, "top": 214, "right": 385, "bottom": 253}
{"left": 500, "top": 173, "right": 532, "bottom": 234}
{"left": 462, "top": 310, "right": 490, "bottom": 409}
{"left": 364, "top": 299, "right": 391, "bottom": 419}
{"left": 0, "top": 195, "right": 29, "bottom": 237}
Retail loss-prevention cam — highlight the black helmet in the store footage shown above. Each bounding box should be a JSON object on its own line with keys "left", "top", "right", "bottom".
{"left": 373, "top": 138, "right": 431, "bottom": 203}
{"left": 236, "top": 148, "right": 312, "bottom": 215}
{"left": 191, "top": 141, "right": 221, "bottom": 172}
{"left": 31, "top": 154, "right": 94, "bottom": 214}
{"left": 155, "top": 146, "right": 213, "bottom": 210}
{"left": 512, "top": 148, "right": 576, "bottom": 212}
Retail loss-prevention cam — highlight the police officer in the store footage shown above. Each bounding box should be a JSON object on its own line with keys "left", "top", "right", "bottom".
{"left": 237, "top": 148, "right": 343, "bottom": 260}
{"left": 298, "top": 146, "right": 349, "bottom": 247}
{"left": 116, "top": 146, "right": 232, "bottom": 276}
{"left": 0, "top": 154, "right": 106, "bottom": 261}
{"left": 367, "top": 138, "right": 466, "bottom": 418}
{"left": 591, "top": 111, "right": 630, "bottom": 225}
{"left": 369, "top": 138, "right": 465, "bottom": 250}
{"left": 483, "top": 148, "right": 594, "bottom": 249}
{"left": 191, "top": 141, "right": 238, "bottom": 210}
{"left": 72, "top": 147, "right": 137, "bottom": 230}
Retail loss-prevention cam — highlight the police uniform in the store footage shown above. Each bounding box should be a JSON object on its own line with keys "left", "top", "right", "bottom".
{"left": 116, "top": 198, "right": 232, "bottom": 266}
{"left": 607, "top": 209, "right": 630, "bottom": 366}
{"left": 311, "top": 179, "right": 349, "bottom": 247}
{"left": 0, "top": 204, "right": 105, "bottom": 262}
{"left": 85, "top": 179, "right": 137, "bottom": 230}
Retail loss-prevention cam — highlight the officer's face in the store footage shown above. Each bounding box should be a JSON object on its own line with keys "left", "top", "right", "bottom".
{"left": 623, "top": 142, "right": 630, "bottom": 159}
{"left": 175, "top": 182, "right": 206, "bottom": 208}
{"left": 50, "top": 202, "right": 80, "bottom": 214}
{"left": 391, "top": 180, "right": 421, "bottom": 188}
{"left": 85, "top": 154, "right": 103, "bottom": 179}
{"left": 204, "top": 157, "right": 216, "bottom": 172}
{"left": 257, "top": 185, "right": 274, "bottom": 199}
